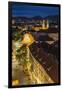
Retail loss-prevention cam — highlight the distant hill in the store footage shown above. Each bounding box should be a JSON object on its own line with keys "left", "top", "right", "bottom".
{"left": 12, "top": 16, "right": 43, "bottom": 21}
{"left": 12, "top": 15, "right": 59, "bottom": 23}
{"left": 44, "top": 15, "right": 59, "bottom": 23}
{"left": 31, "top": 16, "right": 43, "bottom": 20}
{"left": 12, "top": 16, "right": 30, "bottom": 22}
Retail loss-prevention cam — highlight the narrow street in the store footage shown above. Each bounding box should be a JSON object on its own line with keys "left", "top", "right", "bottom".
{"left": 12, "top": 45, "right": 54, "bottom": 86}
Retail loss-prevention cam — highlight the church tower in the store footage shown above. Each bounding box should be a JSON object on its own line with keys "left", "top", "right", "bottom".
{"left": 46, "top": 20, "right": 49, "bottom": 29}
{"left": 42, "top": 20, "right": 45, "bottom": 29}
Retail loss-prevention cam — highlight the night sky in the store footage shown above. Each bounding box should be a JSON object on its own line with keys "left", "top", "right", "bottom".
{"left": 12, "top": 3, "right": 59, "bottom": 17}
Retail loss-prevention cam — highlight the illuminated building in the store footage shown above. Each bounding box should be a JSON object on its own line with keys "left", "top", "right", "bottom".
{"left": 32, "top": 20, "right": 49, "bottom": 31}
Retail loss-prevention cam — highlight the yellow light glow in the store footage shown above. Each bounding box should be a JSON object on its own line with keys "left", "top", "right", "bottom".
{"left": 22, "top": 33, "right": 35, "bottom": 46}
{"left": 12, "top": 80, "right": 19, "bottom": 86}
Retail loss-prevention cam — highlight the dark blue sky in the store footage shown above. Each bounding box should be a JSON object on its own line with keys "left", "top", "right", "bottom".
{"left": 12, "top": 4, "right": 59, "bottom": 17}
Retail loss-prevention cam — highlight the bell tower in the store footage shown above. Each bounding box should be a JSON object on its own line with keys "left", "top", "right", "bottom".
{"left": 46, "top": 20, "right": 49, "bottom": 29}
{"left": 42, "top": 20, "right": 45, "bottom": 29}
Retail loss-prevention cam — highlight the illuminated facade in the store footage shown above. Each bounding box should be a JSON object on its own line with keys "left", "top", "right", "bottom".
{"left": 32, "top": 20, "right": 49, "bottom": 31}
